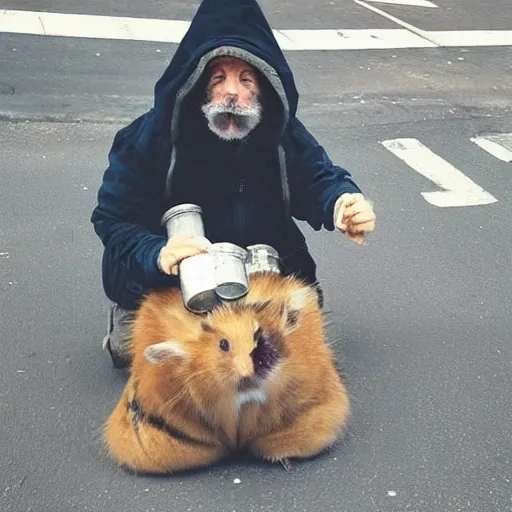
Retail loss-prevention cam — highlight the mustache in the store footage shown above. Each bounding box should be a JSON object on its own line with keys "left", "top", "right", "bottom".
{"left": 201, "top": 98, "right": 262, "bottom": 118}
{"left": 201, "top": 97, "right": 263, "bottom": 140}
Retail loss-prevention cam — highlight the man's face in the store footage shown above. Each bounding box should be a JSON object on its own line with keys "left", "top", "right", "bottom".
{"left": 201, "top": 57, "right": 262, "bottom": 141}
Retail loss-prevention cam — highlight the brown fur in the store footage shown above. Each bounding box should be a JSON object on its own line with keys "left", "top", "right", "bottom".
{"left": 104, "top": 273, "right": 350, "bottom": 474}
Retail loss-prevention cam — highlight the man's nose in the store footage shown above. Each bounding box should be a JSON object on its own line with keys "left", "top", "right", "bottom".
{"left": 222, "top": 75, "right": 241, "bottom": 98}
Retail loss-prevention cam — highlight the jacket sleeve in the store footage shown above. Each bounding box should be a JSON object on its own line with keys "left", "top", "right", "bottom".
{"left": 90, "top": 112, "right": 179, "bottom": 310}
{"left": 284, "top": 117, "right": 362, "bottom": 231}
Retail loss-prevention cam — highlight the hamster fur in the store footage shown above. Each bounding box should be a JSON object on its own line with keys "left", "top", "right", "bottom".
{"left": 103, "top": 272, "right": 350, "bottom": 474}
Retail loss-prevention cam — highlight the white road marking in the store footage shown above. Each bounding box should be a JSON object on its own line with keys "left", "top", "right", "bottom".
{"left": 354, "top": 0, "right": 437, "bottom": 44}
{"left": 471, "top": 134, "right": 512, "bottom": 163}
{"left": 0, "top": 9, "right": 191, "bottom": 42}
{"left": 428, "top": 30, "right": 512, "bottom": 47}
{"left": 381, "top": 138, "right": 498, "bottom": 207}
{"left": 365, "top": 0, "right": 437, "bottom": 8}
{"left": 273, "top": 28, "right": 435, "bottom": 50}
{"left": 1, "top": 9, "right": 512, "bottom": 50}
{"left": 355, "top": 1, "right": 512, "bottom": 47}
{"left": 0, "top": 10, "right": 433, "bottom": 50}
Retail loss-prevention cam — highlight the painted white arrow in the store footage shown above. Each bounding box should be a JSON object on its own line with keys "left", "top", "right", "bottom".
{"left": 471, "top": 134, "right": 512, "bottom": 163}
{"left": 364, "top": 0, "right": 438, "bottom": 7}
{"left": 382, "top": 138, "right": 498, "bottom": 208}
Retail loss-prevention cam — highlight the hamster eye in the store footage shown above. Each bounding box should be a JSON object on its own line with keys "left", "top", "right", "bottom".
{"left": 219, "top": 338, "right": 230, "bottom": 353}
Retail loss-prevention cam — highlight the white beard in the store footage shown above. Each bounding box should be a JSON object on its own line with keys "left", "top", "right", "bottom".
{"left": 201, "top": 99, "right": 263, "bottom": 141}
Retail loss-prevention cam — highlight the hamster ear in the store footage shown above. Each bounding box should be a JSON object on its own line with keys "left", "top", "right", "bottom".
{"left": 249, "top": 300, "right": 272, "bottom": 314}
{"left": 282, "top": 287, "right": 314, "bottom": 335}
{"left": 144, "top": 340, "right": 188, "bottom": 364}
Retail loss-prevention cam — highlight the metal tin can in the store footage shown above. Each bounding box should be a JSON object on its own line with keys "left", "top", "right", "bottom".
{"left": 210, "top": 243, "right": 249, "bottom": 301}
{"left": 179, "top": 253, "right": 219, "bottom": 313}
{"left": 246, "top": 244, "right": 281, "bottom": 275}
{"left": 161, "top": 204, "right": 205, "bottom": 238}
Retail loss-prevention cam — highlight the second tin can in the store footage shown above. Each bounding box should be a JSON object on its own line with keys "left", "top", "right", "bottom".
{"left": 209, "top": 243, "right": 249, "bottom": 301}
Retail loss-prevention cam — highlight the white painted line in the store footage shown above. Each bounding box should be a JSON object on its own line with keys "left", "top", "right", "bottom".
{"left": 354, "top": 0, "right": 437, "bottom": 46}
{"left": 356, "top": 2, "right": 512, "bottom": 47}
{"left": 0, "top": 10, "right": 435, "bottom": 50}
{"left": 0, "top": 8, "right": 43, "bottom": 35}
{"left": 365, "top": 0, "right": 437, "bottom": 8}
{"left": 1, "top": 9, "right": 512, "bottom": 50}
{"left": 0, "top": 9, "right": 190, "bottom": 42}
{"left": 471, "top": 134, "right": 512, "bottom": 163}
{"left": 381, "top": 138, "right": 498, "bottom": 207}
{"left": 427, "top": 30, "right": 512, "bottom": 47}
{"left": 274, "top": 28, "right": 436, "bottom": 50}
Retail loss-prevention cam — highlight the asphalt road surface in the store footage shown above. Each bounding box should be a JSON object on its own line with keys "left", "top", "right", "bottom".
{"left": 1, "top": 1, "right": 511, "bottom": 511}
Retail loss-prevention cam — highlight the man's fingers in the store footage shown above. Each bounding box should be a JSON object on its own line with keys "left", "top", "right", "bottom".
{"left": 170, "top": 244, "right": 208, "bottom": 262}
{"left": 346, "top": 211, "right": 376, "bottom": 227}
{"left": 343, "top": 202, "right": 372, "bottom": 220}
{"left": 192, "top": 235, "right": 213, "bottom": 249}
{"left": 347, "top": 221, "right": 376, "bottom": 234}
{"left": 334, "top": 193, "right": 375, "bottom": 244}
{"left": 335, "top": 203, "right": 347, "bottom": 230}
{"left": 167, "top": 235, "right": 212, "bottom": 259}
{"left": 159, "top": 234, "right": 212, "bottom": 275}
{"left": 173, "top": 234, "right": 211, "bottom": 250}
{"left": 334, "top": 193, "right": 367, "bottom": 230}
{"left": 169, "top": 233, "right": 211, "bottom": 248}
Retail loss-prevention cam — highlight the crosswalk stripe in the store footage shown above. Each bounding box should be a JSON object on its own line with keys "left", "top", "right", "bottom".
{"left": 2, "top": 9, "right": 512, "bottom": 50}
{"left": 0, "top": 9, "right": 435, "bottom": 49}
{"left": 364, "top": 0, "right": 438, "bottom": 7}
{"left": 381, "top": 138, "right": 498, "bottom": 207}
{"left": 471, "top": 134, "right": 512, "bottom": 163}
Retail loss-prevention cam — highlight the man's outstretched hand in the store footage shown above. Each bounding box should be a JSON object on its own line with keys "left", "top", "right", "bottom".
{"left": 334, "top": 193, "right": 376, "bottom": 245}
{"left": 158, "top": 234, "right": 212, "bottom": 275}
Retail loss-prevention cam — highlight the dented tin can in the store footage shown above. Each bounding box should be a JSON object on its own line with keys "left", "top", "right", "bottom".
{"left": 161, "top": 203, "right": 205, "bottom": 237}
{"left": 246, "top": 244, "right": 281, "bottom": 275}
{"left": 179, "top": 253, "right": 219, "bottom": 313}
{"left": 209, "top": 243, "right": 249, "bottom": 301}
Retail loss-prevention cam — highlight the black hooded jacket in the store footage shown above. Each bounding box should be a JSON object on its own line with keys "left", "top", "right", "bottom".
{"left": 90, "top": 0, "right": 362, "bottom": 310}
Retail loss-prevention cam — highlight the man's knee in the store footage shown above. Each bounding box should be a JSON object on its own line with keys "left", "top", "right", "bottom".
{"left": 311, "top": 280, "right": 324, "bottom": 310}
{"left": 103, "top": 304, "right": 138, "bottom": 369}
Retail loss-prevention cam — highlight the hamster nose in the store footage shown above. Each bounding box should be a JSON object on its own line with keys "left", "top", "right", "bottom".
{"left": 234, "top": 356, "right": 254, "bottom": 379}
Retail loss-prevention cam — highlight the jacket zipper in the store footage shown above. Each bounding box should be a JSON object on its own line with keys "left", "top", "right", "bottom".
{"left": 236, "top": 177, "right": 245, "bottom": 243}
{"left": 233, "top": 142, "right": 246, "bottom": 244}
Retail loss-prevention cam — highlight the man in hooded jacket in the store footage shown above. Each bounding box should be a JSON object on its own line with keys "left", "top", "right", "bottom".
{"left": 91, "top": 0, "right": 377, "bottom": 368}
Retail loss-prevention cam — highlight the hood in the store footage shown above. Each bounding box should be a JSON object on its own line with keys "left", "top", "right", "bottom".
{"left": 153, "top": 0, "right": 299, "bottom": 142}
